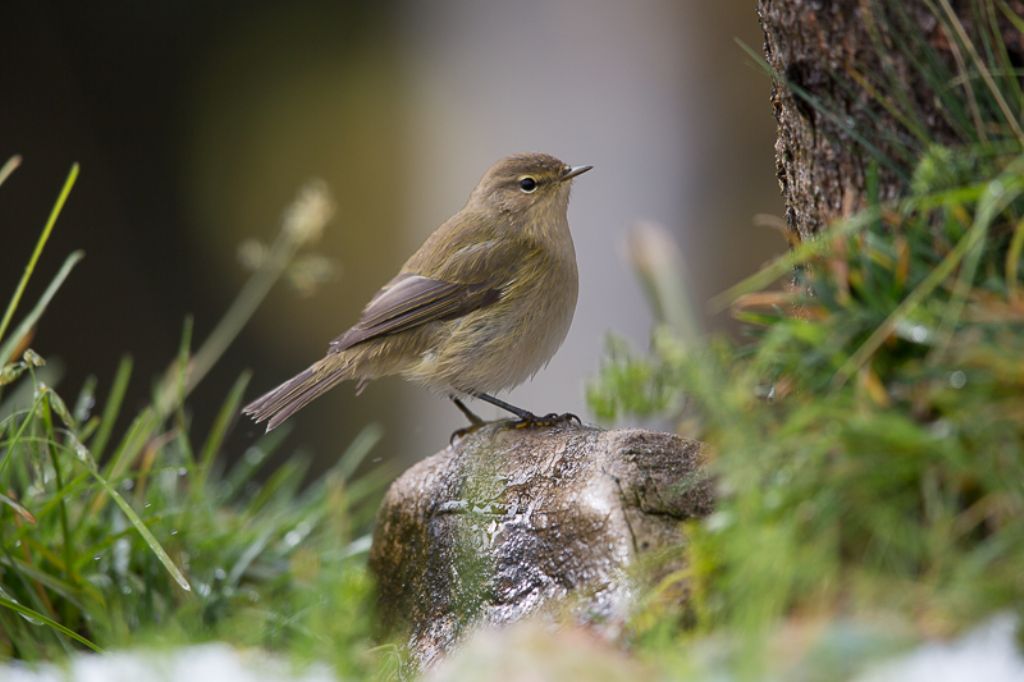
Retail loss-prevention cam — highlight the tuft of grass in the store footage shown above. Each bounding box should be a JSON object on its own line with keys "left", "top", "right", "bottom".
{"left": 0, "top": 161, "right": 390, "bottom": 676}
{"left": 591, "top": 1, "right": 1024, "bottom": 677}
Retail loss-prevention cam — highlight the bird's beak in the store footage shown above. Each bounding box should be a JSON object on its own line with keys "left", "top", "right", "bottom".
{"left": 561, "top": 164, "right": 593, "bottom": 181}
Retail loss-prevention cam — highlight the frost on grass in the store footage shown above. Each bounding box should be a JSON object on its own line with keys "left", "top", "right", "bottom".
{"left": 1, "top": 644, "right": 338, "bottom": 682}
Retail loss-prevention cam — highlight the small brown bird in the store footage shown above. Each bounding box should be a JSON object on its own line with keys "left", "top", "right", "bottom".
{"left": 243, "top": 152, "right": 591, "bottom": 432}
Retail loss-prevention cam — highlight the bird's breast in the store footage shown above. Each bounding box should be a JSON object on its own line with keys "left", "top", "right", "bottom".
{"left": 465, "top": 238, "right": 578, "bottom": 391}
{"left": 406, "top": 224, "right": 579, "bottom": 394}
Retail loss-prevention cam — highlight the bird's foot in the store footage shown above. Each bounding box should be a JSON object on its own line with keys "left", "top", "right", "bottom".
{"left": 450, "top": 412, "right": 581, "bottom": 444}
{"left": 511, "top": 412, "right": 582, "bottom": 429}
{"left": 450, "top": 422, "right": 486, "bottom": 445}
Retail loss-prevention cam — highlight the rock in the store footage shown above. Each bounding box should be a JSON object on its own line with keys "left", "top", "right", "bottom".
{"left": 369, "top": 420, "right": 712, "bottom": 668}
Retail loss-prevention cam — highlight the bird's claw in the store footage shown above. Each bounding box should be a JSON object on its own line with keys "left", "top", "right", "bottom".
{"left": 451, "top": 412, "right": 581, "bottom": 444}
{"left": 450, "top": 422, "right": 485, "bottom": 445}
{"left": 512, "top": 412, "right": 581, "bottom": 429}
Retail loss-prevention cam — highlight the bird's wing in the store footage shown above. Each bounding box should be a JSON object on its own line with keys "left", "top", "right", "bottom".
{"left": 329, "top": 272, "right": 502, "bottom": 352}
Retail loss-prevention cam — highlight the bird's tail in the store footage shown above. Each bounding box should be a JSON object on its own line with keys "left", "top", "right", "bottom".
{"left": 242, "top": 358, "right": 351, "bottom": 432}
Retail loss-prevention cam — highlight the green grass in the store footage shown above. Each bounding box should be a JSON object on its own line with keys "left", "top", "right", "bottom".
{"left": 589, "top": 1, "right": 1024, "bottom": 677}
{"left": 5, "top": 3, "right": 1024, "bottom": 679}
{"left": 0, "top": 167, "right": 395, "bottom": 677}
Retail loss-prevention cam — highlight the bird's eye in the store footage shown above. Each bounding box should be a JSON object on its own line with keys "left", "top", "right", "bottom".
{"left": 519, "top": 176, "right": 538, "bottom": 193}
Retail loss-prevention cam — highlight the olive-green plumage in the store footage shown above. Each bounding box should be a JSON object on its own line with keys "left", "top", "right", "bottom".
{"left": 243, "top": 153, "right": 591, "bottom": 431}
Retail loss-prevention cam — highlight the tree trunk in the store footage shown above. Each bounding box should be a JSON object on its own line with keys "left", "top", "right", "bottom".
{"left": 758, "top": 0, "right": 1024, "bottom": 241}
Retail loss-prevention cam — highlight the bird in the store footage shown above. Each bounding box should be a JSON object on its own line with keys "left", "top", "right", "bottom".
{"left": 242, "top": 152, "right": 592, "bottom": 433}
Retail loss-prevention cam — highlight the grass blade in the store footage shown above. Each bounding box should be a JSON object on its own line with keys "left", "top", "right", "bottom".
{"left": 89, "top": 356, "right": 133, "bottom": 460}
{"left": 0, "top": 491, "right": 36, "bottom": 524}
{"left": 0, "top": 155, "right": 21, "bottom": 189}
{"left": 0, "top": 594, "right": 102, "bottom": 653}
{"left": 712, "top": 210, "right": 880, "bottom": 309}
{"left": 197, "top": 371, "right": 251, "bottom": 486}
{"left": 0, "top": 163, "right": 79, "bottom": 350}
{"left": 75, "top": 441, "right": 191, "bottom": 592}
{"left": 0, "top": 251, "right": 85, "bottom": 369}
{"left": 90, "top": 467, "right": 192, "bottom": 592}
{"left": 335, "top": 423, "right": 383, "bottom": 481}
{"left": 222, "top": 427, "right": 289, "bottom": 502}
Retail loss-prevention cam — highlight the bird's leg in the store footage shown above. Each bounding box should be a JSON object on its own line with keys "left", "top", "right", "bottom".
{"left": 451, "top": 396, "right": 484, "bottom": 425}
{"left": 473, "top": 393, "right": 534, "bottom": 420}
{"left": 449, "top": 396, "right": 485, "bottom": 444}
{"left": 474, "top": 393, "right": 581, "bottom": 429}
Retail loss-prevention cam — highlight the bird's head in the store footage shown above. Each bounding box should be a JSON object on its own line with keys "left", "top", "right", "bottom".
{"left": 468, "top": 152, "right": 592, "bottom": 218}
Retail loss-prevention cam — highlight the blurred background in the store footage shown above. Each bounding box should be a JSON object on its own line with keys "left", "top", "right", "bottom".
{"left": 1, "top": 1, "right": 783, "bottom": 471}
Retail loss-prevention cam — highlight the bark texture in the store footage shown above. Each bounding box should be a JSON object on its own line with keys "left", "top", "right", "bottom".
{"left": 758, "top": 0, "right": 1023, "bottom": 241}
{"left": 369, "top": 421, "right": 712, "bottom": 668}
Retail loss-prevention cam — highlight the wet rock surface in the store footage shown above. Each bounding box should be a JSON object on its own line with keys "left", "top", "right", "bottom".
{"left": 369, "top": 421, "right": 712, "bottom": 668}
